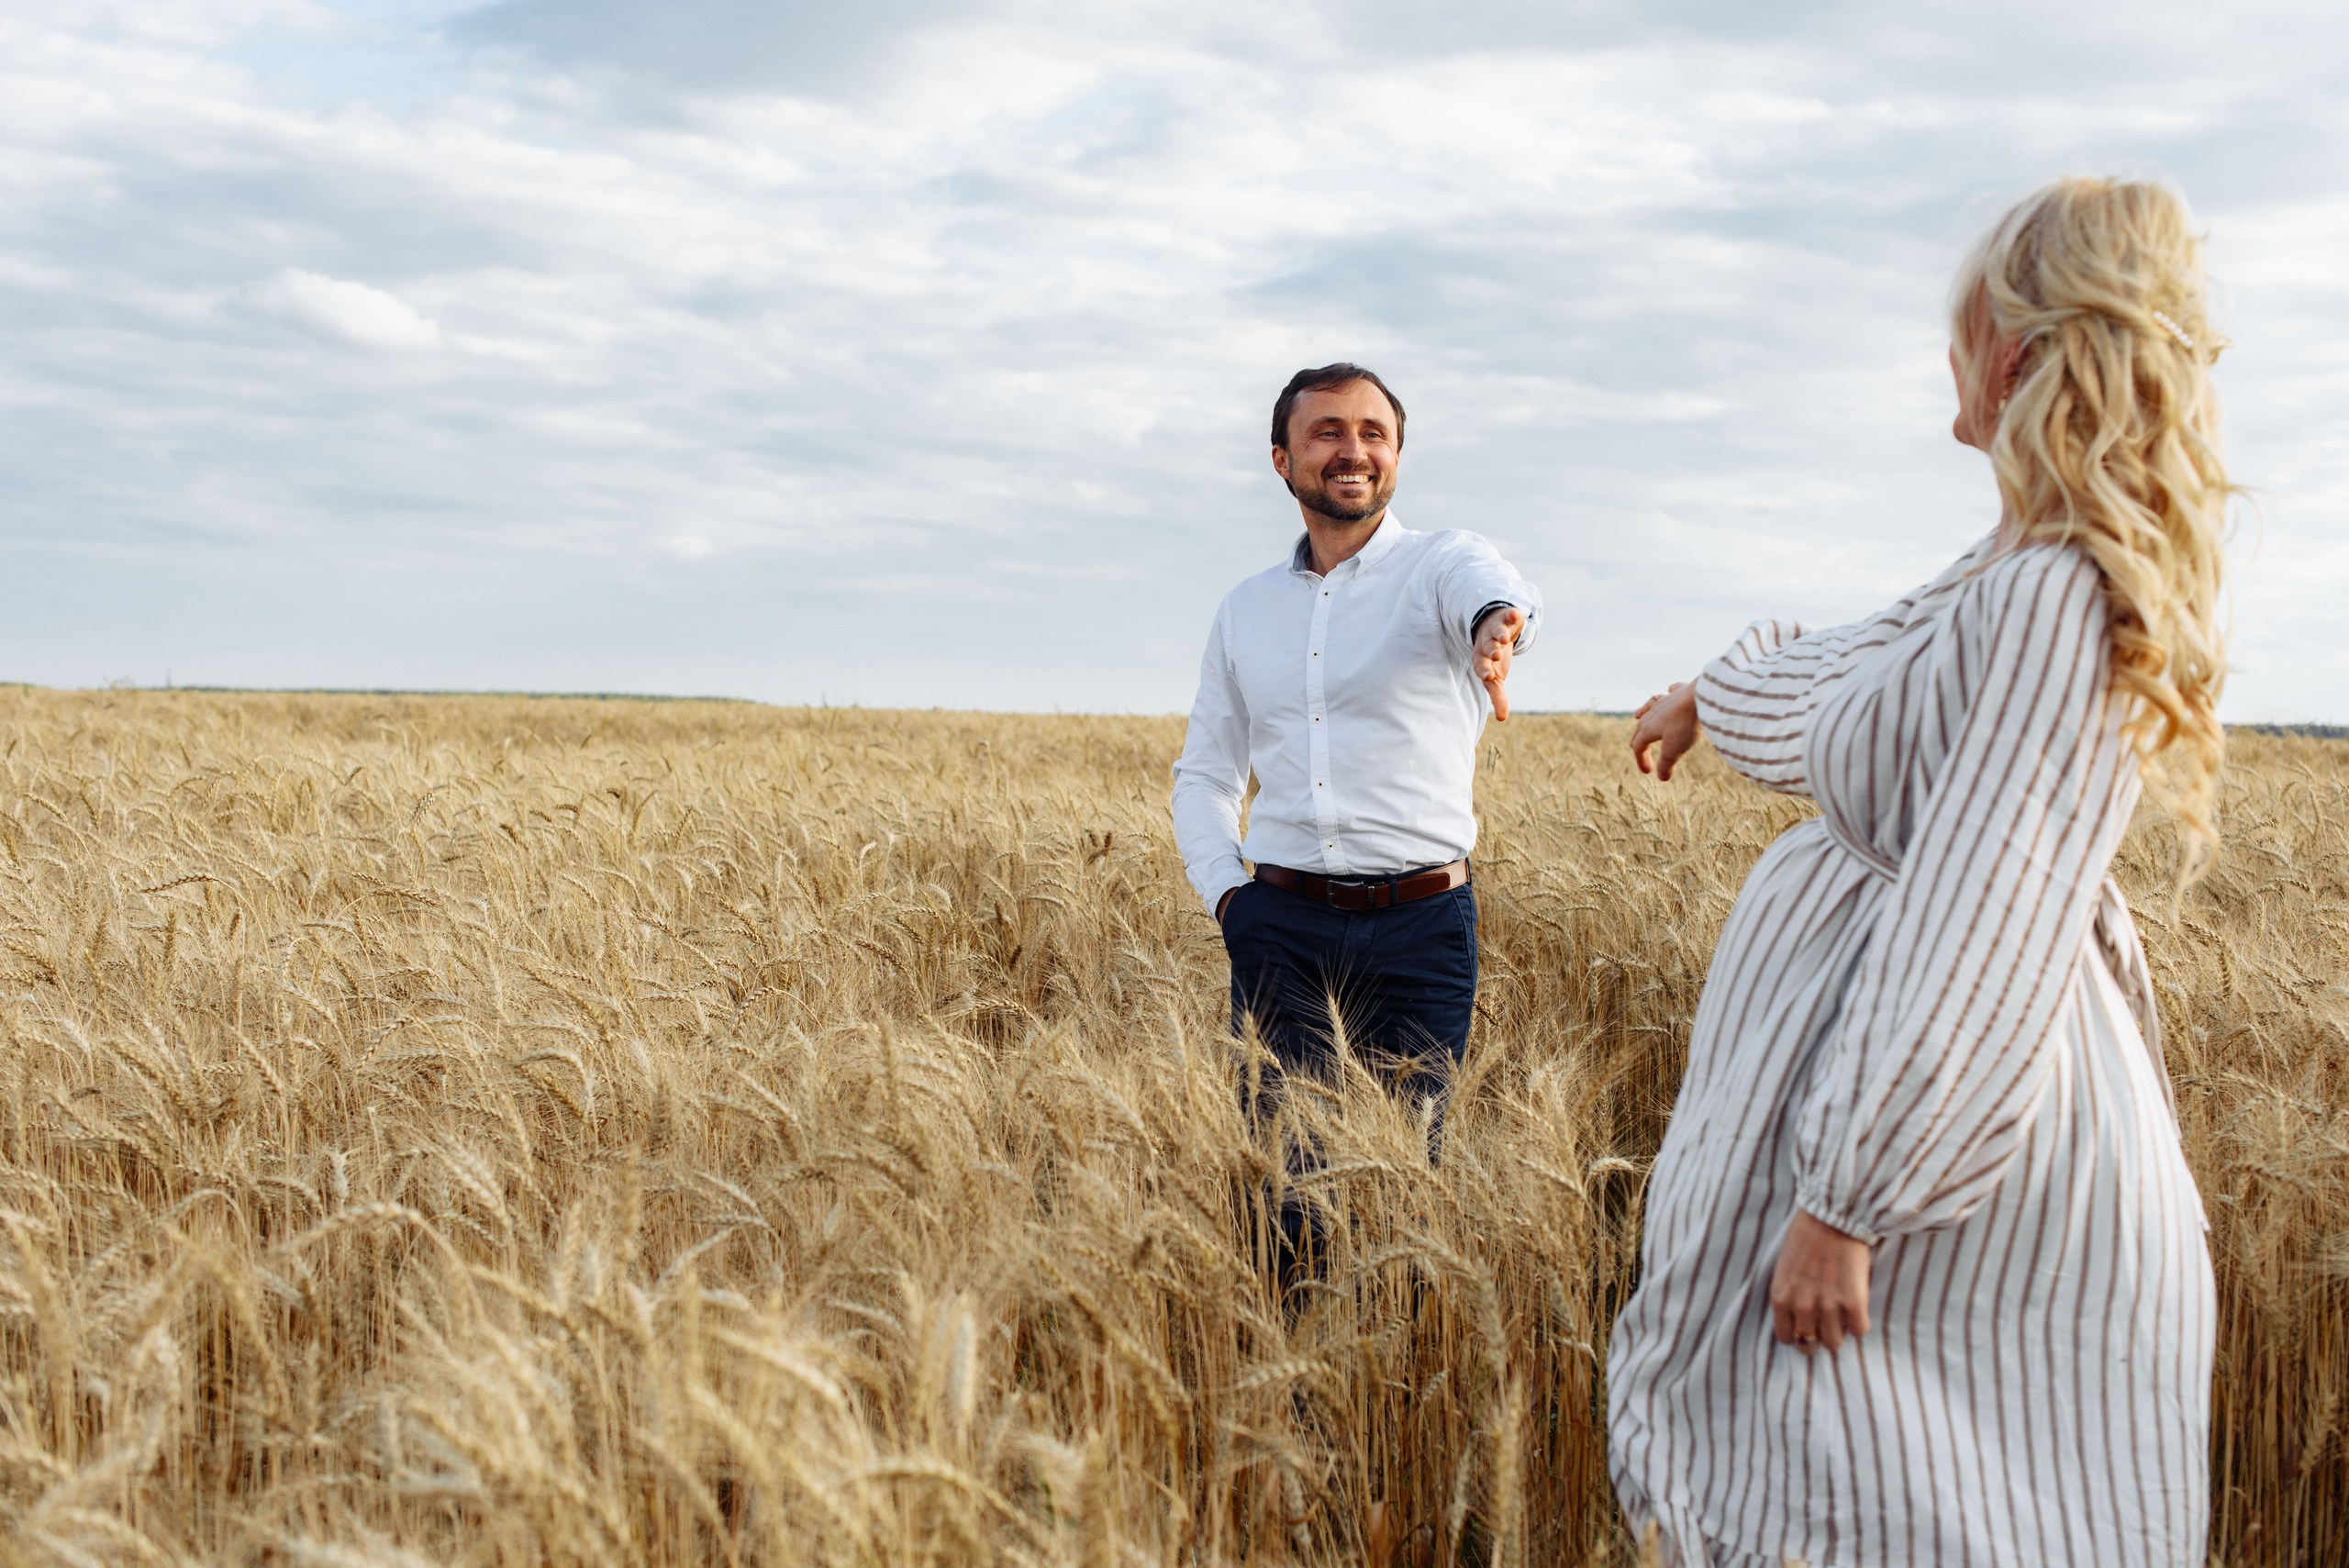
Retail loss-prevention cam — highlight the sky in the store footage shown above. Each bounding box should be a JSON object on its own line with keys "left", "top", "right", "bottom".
{"left": 3, "top": 0, "right": 2344, "bottom": 718}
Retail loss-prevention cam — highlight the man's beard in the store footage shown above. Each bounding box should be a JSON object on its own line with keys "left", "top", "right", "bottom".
{"left": 1292, "top": 465, "right": 1395, "bottom": 523}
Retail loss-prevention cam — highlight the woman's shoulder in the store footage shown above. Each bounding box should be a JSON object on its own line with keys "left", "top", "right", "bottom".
{"left": 1954, "top": 538, "right": 2110, "bottom": 646}
{"left": 1963, "top": 537, "right": 2102, "bottom": 600}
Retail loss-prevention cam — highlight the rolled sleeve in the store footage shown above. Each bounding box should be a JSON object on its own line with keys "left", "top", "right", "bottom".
{"left": 1433, "top": 532, "right": 1542, "bottom": 655}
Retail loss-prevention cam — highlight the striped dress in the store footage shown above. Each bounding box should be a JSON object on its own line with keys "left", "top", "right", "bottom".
{"left": 1605, "top": 537, "right": 2214, "bottom": 1567}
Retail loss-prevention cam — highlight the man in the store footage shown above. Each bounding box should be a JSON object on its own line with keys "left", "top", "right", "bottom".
{"left": 1171, "top": 362, "right": 1541, "bottom": 1115}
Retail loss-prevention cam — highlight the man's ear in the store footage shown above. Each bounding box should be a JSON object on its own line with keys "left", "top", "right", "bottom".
{"left": 1271, "top": 445, "right": 1300, "bottom": 497}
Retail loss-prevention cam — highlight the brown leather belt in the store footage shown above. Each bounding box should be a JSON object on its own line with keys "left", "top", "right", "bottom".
{"left": 1253, "top": 859, "right": 1469, "bottom": 911}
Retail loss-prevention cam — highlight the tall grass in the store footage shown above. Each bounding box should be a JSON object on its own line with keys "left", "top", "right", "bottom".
{"left": 0, "top": 690, "right": 2337, "bottom": 1565}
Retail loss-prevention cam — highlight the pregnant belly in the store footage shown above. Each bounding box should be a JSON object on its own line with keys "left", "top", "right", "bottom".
{"left": 1671, "top": 819, "right": 1887, "bottom": 1116}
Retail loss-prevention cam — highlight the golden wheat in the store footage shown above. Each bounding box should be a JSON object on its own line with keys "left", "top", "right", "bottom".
{"left": 0, "top": 690, "right": 2337, "bottom": 1566}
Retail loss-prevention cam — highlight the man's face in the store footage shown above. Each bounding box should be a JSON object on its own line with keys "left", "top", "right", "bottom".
{"left": 1273, "top": 381, "right": 1400, "bottom": 523}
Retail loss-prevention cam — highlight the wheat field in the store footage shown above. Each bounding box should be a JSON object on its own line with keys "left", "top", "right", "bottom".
{"left": 0, "top": 688, "right": 2339, "bottom": 1566}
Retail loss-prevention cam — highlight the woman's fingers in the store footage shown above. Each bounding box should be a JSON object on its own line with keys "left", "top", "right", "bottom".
{"left": 1775, "top": 1294, "right": 1820, "bottom": 1354}
{"left": 1654, "top": 726, "right": 1693, "bottom": 782}
{"left": 1631, "top": 685, "right": 1700, "bottom": 783}
{"left": 1773, "top": 1287, "right": 1842, "bottom": 1353}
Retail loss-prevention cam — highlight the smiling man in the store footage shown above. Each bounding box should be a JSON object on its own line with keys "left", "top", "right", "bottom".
{"left": 1172, "top": 362, "right": 1542, "bottom": 1126}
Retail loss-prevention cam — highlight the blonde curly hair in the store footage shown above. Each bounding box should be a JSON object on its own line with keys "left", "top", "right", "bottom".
{"left": 1953, "top": 177, "right": 2232, "bottom": 877}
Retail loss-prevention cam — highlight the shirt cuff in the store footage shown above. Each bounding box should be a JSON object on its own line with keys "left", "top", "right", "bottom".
{"left": 1198, "top": 862, "right": 1252, "bottom": 917}
{"left": 1471, "top": 600, "right": 1529, "bottom": 649}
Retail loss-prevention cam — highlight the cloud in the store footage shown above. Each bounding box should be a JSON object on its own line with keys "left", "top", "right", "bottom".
{"left": 0, "top": 0, "right": 2342, "bottom": 717}
{"left": 253, "top": 267, "right": 442, "bottom": 349}
{"left": 451, "top": 0, "right": 985, "bottom": 95}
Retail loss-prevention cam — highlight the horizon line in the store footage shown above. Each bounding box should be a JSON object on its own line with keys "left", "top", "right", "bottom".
{"left": 4, "top": 683, "right": 2343, "bottom": 739}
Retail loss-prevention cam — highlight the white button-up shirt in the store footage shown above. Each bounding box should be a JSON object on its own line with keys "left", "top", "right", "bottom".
{"left": 1170, "top": 514, "right": 1542, "bottom": 915}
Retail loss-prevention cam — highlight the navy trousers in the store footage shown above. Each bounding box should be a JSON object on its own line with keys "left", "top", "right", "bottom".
{"left": 1219, "top": 874, "right": 1478, "bottom": 1109}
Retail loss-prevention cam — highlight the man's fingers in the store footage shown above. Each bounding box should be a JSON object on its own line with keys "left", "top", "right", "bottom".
{"left": 1478, "top": 606, "right": 1524, "bottom": 651}
{"left": 1479, "top": 644, "right": 1512, "bottom": 723}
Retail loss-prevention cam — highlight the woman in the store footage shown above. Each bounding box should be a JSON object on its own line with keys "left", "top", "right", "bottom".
{"left": 1607, "top": 178, "right": 2229, "bottom": 1566}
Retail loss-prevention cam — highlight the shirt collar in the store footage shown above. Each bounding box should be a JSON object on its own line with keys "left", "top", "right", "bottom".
{"left": 1286, "top": 510, "right": 1405, "bottom": 579}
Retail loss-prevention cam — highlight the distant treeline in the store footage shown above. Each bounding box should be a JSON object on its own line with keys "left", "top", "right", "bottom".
{"left": 117, "top": 685, "right": 752, "bottom": 705}
{"left": 9, "top": 689, "right": 2344, "bottom": 737}
{"left": 2238, "top": 722, "right": 2349, "bottom": 740}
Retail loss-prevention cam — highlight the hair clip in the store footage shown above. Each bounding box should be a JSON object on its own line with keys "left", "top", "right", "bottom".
{"left": 2149, "top": 308, "right": 2197, "bottom": 350}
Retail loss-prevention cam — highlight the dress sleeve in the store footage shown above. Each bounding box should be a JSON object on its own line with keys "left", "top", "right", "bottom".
{"left": 1695, "top": 559, "right": 1964, "bottom": 797}
{"left": 1691, "top": 618, "right": 1825, "bottom": 795}
{"left": 1791, "top": 548, "right": 2133, "bottom": 1243}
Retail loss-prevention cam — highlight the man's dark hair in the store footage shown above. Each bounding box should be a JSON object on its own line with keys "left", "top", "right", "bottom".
{"left": 1270, "top": 362, "right": 1407, "bottom": 452}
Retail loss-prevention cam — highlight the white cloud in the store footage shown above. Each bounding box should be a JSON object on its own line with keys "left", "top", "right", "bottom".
{"left": 253, "top": 267, "right": 442, "bottom": 349}
{"left": 0, "top": 0, "right": 2342, "bottom": 716}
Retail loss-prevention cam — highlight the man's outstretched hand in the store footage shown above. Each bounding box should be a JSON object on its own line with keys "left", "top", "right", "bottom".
{"left": 1630, "top": 681, "right": 1703, "bottom": 780}
{"left": 1474, "top": 606, "right": 1527, "bottom": 722}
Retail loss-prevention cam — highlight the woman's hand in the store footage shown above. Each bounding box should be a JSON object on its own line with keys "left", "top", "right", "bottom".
{"left": 1630, "top": 681, "right": 1702, "bottom": 781}
{"left": 1769, "top": 1210, "right": 1873, "bottom": 1354}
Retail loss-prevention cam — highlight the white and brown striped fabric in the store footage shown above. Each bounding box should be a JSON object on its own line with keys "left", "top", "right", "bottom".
{"left": 1605, "top": 536, "right": 2214, "bottom": 1566}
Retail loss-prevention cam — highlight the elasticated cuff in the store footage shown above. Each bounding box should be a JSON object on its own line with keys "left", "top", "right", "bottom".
{"left": 1792, "top": 1191, "right": 1887, "bottom": 1248}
